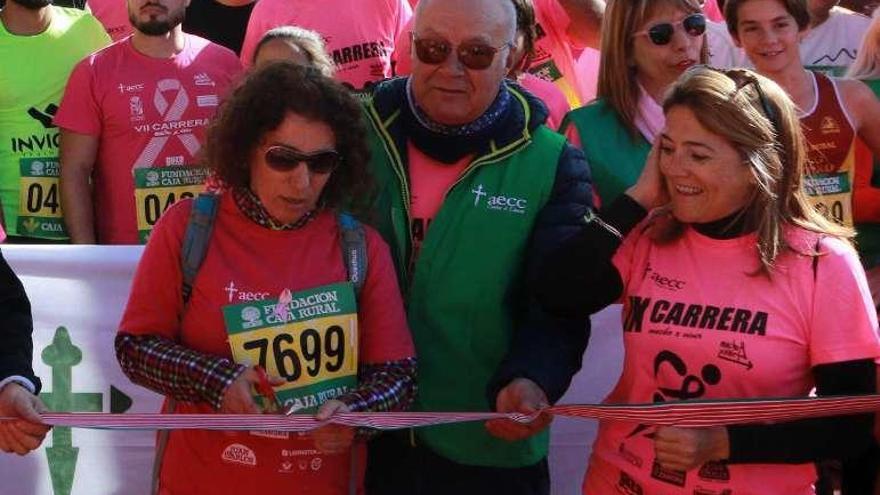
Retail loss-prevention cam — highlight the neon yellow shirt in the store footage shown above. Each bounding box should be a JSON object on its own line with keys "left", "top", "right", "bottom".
{"left": 0, "top": 6, "right": 109, "bottom": 239}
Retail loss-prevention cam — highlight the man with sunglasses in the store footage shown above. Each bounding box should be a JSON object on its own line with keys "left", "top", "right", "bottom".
{"left": 55, "top": 0, "right": 241, "bottom": 244}
{"left": 361, "top": 0, "right": 592, "bottom": 493}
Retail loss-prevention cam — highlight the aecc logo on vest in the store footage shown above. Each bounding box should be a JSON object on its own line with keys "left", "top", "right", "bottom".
{"left": 471, "top": 184, "right": 528, "bottom": 215}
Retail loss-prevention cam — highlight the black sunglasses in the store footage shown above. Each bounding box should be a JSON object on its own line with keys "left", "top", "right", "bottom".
{"left": 264, "top": 145, "right": 340, "bottom": 175}
{"left": 633, "top": 13, "right": 706, "bottom": 46}
{"left": 411, "top": 34, "right": 513, "bottom": 70}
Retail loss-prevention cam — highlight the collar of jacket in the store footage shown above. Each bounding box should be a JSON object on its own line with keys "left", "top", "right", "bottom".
{"left": 364, "top": 77, "right": 550, "bottom": 164}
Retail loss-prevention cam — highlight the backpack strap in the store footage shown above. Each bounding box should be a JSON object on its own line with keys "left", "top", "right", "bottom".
{"left": 337, "top": 212, "right": 368, "bottom": 295}
{"left": 154, "top": 194, "right": 220, "bottom": 494}
{"left": 180, "top": 193, "right": 220, "bottom": 304}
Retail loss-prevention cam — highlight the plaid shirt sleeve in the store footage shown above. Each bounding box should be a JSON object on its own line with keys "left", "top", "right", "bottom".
{"left": 338, "top": 357, "right": 417, "bottom": 413}
{"left": 115, "top": 333, "right": 246, "bottom": 410}
{"left": 337, "top": 357, "right": 417, "bottom": 439}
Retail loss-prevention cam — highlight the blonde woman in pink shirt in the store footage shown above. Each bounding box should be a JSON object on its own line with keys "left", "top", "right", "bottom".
{"left": 538, "top": 65, "right": 880, "bottom": 494}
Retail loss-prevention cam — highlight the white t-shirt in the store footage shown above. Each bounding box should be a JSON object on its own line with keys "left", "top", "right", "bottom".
{"left": 800, "top": 6, "right": 871, "bottom": 75}
{"left": 706, "top": 20, "right": 750, "bottom": 69}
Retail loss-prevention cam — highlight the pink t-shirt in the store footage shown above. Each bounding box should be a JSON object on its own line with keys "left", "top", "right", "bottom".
{"left": 239, "top": 0, "right": 411, "bottom": 90}
{"left": 519, "top": 73, "right": 568, "bottom": 130}
{"left": 584, "top": 222, "right": 880, "bottom": 495}
{"left": 86, "top": 0, "right": 132, "bottom": 41}
{"left": 54, "top": 35, "right": 241, "bottom": 244}
{"left": 529, "top": 0, "right": 583, "bottom": 108}
{"left": 408, "top": 141, "right": 469, "bottom": 264}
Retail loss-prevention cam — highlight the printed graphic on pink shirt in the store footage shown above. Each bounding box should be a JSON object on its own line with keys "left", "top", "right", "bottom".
{"left": 55, "top": 36, "right": 241, "bottom": 244}
{"left": 240, "top": 0, "right": 411, "bottom": 91}
{"left": 583, "top": 224, "right": 880, "bottom": 495}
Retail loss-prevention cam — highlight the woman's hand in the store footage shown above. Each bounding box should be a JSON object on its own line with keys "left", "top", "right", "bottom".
{"left": 626, "top": 140, "right": 669, "bottom": 211}
{"left": 312, "top": 400, "right": 355, "bottom": 454}
{"left": 218, "top": 366, "right": 284, "bottom": 414}
{"left": 653, "top": 426, "right": 730, "bottom": 472}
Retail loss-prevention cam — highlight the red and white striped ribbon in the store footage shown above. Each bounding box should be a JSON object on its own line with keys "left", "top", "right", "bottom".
{"left": 37, "top": 411, "right": 526, "bottom": 431}
{"left": 19, "top": 394, "right": 880, "bottom": 431}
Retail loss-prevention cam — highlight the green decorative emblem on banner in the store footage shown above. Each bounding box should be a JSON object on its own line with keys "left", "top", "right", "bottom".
{"left": 40, "top": 327, "right": 132, "bottom": 495}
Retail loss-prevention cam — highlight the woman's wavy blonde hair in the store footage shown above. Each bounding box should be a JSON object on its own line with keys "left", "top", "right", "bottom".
{"left": 651, "top": 66, "right": 851, "bottom": 273}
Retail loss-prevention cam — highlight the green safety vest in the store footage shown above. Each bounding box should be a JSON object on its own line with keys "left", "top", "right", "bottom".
{"left": 363, "top": 87, "right": 563, "bottom": 467}
{"left": 561, "top": 99, "right": 650, "bottom": 205}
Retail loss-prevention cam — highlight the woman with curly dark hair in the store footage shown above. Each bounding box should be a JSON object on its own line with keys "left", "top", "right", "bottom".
{"left": 114, "top": 62, "right": 417, "bottom": 495}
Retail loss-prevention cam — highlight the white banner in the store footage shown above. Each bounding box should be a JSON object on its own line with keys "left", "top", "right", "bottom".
{"left": 0, "top": 245, "right": 624, "bottom": 495}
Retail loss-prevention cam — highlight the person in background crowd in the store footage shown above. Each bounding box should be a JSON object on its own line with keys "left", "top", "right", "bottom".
{"left": 728, "top": 2, "right": 880, "bottom": 491}
{"left": 707, "top": 17, "right": 751, "bottom": 67}
{"left": 841, "top": 0, "right": 880, "bottom": 14}
{"left": 252, "top": 25, "right": 335, "bottom": 76}
{"left": 240, "top": 0, "right": 411, "bottom": 93}
{"left": 361, "top": 0, "right": 592, "bottom": 493}
{"left": 703, "top": 0, "right": 726, "bottom": 19}
{"left": 530, "top": 0, "right": 605, "bottom": 104}
{"left": 0, "top": 0, "right": 109, "bottom": 242}
{"left": 725, "top": 0, "right": 880, "bottom": 273}
{"left": 845, "top": 16, "right": 880, "bottom": 492}
{"left": 0, "top": 243, "right": 50, "bottom": 456}
{"left": 509, "top": 0, "right": 570, "bottom": 129}
{"left": 847, "top": 5, "right": 880, "bottom": 299}
{"left": 561, "top": 0, "right": 708, "bottom": 206}
{"left": 116, "top": 62, "right": 416, "bottom": 494}
{"left": 539, "top": 65, "right": 880, "bottom": 495}
{"left": 55, "top": 0, "right": 241, "bottom": 245}
{"left": 85, "top": 0, "right": 131, "bottom": 40}
{"left": 705, "top": 0, "right": 751, "bottom": 68}
{"left": 181, "top": 0, "right": 255, "bottom": 55}
{"left": 88, "top": 0, "right": 256, "bottom": 53}
{"left": 802, "top": 0, "right": 871, "bottom": 73}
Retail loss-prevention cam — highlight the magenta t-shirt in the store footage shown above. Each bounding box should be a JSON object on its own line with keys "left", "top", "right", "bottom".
{"left": 239, "top": 0, "right": 411, "bottom": 90}
{"left": 584, "top": 222, "right": 880, "bottom": 495}
{"left": 54, "top": 35, "right": 241, "bottom": 244}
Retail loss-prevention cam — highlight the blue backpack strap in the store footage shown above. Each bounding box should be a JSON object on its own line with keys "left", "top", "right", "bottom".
{"left": 337, "top": 212, "right": 368, "bottom": 295}
{"left": 180, "top": 193, "right": 220, "bottom": 304}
